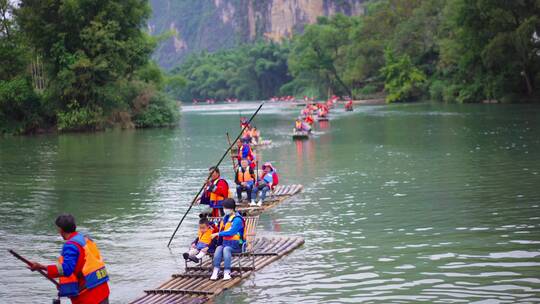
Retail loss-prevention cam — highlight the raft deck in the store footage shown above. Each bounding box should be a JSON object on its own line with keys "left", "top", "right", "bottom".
{"left": 130, "top": 237, "right": 304, "bottom": 304}
{"left": 237, "top": 184, "right": 303, "bottom": 215}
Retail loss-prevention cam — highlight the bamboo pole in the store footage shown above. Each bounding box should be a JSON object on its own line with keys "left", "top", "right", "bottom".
{"left": 167, "top": 102, "right": 265, "bottom": 247}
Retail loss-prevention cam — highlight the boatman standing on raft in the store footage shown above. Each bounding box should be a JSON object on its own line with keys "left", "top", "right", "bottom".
{"left": 206, "top": 166, "right": 229, "bottom": 217}
{"left": 27, "top": 214, "right": 110, "bottom": 304}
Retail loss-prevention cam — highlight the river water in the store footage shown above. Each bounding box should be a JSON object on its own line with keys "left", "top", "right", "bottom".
{"left": 1, "top": 103, "right": 539, "bottom": 303}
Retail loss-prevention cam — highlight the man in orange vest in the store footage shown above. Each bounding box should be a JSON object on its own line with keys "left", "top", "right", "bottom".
{"left": 235, "top": 158, "right": 256, "bottom": 204}
{"left": 28, "top": 214, "right": 110, "bottom": 304}
{"left": 206, "top": 166, "right": 229, "bottom": 217}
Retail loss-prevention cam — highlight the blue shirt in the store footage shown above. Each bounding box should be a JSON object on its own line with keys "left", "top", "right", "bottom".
{"left": 59, "top": 233, "right": 86, "bottom": 276}
{"left": 263, "top": 172, "right": 273, "bottom": 184}
{"left": 218, "top": 216, "right": 243, "bottom": 237}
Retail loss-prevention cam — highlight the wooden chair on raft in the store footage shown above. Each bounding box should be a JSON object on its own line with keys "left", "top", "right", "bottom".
{"left": 185, "top": 214, "right": 259, "bottom": 275}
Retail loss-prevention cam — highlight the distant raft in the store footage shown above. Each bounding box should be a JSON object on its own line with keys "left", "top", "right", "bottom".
{"left": 317, "top": 116, "right": 329, "bottom": 121}
{"left": 292, "top": 130, "right": 310, "bottom": 140}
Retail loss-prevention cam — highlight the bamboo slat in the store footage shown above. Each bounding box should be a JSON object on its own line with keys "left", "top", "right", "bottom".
{"left": 130, "top": 237, "right": 304, "bottom": 304}
{"left": 236, "top": 184, "right": 302, "bottom": 215}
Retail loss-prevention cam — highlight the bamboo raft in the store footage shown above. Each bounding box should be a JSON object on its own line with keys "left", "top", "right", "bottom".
{"left": 130, "top": 237, "right": 304, "bottom": 304}
{"left": 236, "top": 184, "right": 303, "bottom": 215}
{"left": 292, "top": 130, "right": 310, "bottom": 140}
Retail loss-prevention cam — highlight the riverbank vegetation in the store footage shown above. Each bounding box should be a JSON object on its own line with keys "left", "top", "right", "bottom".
{"left": 0, "top": 0, "right": 180, "bottom": 135}
{"left": 170, "top": 0, "right": 540, "bottom": 103}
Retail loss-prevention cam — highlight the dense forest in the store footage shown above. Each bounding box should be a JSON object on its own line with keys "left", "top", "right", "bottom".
{"left": 1, "top": 0, "right": 539, "bottom": 135}
{"left": 0, "top": 0, "right": 181, "bottom": 135}
{"left": 170, "top": 0, "right": 540, "bottom": 103}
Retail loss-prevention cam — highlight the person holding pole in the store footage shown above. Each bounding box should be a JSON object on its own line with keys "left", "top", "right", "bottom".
{"left": 206, "top": 166, "right": 229, "bottom": 217}
{"left": 27, "top": 214, "right": 110, "bottom": 304}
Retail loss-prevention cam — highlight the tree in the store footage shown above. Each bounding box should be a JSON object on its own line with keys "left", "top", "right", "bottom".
{"left": 381, "top": 48, "right": 426, "bottom": 103}
{"left": 169, "top": 42, "right": 291, "bottom": 101}
{"left": 16, "top": 0, "right": 157, "bottom": 130}
{"left": 288, "top": 14, "right": 355, "bottom": 97}
{"left": 439, "top": 0, "right": 540, "bottom": 102}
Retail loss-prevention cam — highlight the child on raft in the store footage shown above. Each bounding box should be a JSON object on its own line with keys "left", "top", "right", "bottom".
{"left": 183, "top": 217, "right": 216, "bottom": 263}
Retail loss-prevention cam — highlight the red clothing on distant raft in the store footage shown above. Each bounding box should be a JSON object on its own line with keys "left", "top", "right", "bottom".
{"left": 46, "top": 232, "right": 110, "bottom": 304}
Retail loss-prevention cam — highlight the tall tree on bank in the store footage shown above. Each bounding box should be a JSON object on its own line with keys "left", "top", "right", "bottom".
{"left": 16, "top": 0, "right": 160, "bottom": 130}
{"left": 439, "top": 0, "right": 540, "bottom": 102}
{"left": 0, "top": 0, "right": 45, "bottom": 133}
{"left": 288, "top": 14, "right": 355, "bottom": 97}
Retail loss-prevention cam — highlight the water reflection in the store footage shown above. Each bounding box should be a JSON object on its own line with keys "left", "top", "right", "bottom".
{"left": 1, "top": 103, "right": 540, "bottom": 303}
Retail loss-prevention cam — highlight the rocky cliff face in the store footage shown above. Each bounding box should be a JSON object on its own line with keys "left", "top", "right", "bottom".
{"left": 149, "top": 0, "right": 365, "bottom": 68}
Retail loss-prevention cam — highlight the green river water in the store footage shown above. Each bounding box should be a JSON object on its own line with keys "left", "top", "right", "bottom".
{"left": 1, "top": 103, "right": 539, "bottom": 303}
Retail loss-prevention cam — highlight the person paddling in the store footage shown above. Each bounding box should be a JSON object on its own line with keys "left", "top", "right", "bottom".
{"left": 206, "top": 166, "right": 229, "bottom": 217}
{"left": 28, "top": 214, "right": 110, "bottom": 304}
{"left": 210, "top": 199, "right": 245, "bottom": 281}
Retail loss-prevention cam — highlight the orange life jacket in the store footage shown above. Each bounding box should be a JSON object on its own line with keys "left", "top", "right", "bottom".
{"left": 219, "top": 213, "right": 245, "bottom": 242}
{"left": 198, "top": 228, "right": 213, "bottom": 245}
{"left": 209, "top": 178, "right": 226, "bottom": 202}
{"left": 237, "top": 168, "right": 254, "bottom": 183}
{"left": 58, "top": 234, "right": 109, "bottom": 297}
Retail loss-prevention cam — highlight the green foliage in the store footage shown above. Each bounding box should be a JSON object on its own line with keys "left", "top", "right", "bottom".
{"left": 285, "top": 0, "right": 539, "bottom": 102}
{"left": 132, "top": 91, "right": 179, "bottom": 128}
{"left": 381, "top": 49, "right": 426, "bottom": 103}
{"left": 0, "top": 76, "right": 44, "bottom": 134}
{"left": 438, "top": 0, "right": 540, "bottom": 102}
{"left": 170, "top": 42, "right": 291, "bottom": 101}
{"left": 57, "top": 103, "right": 104, "bottom": 131}
{"left": 0, "top": 0, "right": 179, "bottom": 134}
{"left": 287, "top": 14, "right": 356, "bottom": 97}
{"left": 353, "top": 84, "right": 379, "bottom": 98}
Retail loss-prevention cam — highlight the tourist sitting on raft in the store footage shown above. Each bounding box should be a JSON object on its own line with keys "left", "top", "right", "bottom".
{"left": 251, "top": 162, "right": 279, "bottom": 206}
{"left": 204, "top": 166, "right": 229, "bottom": 217}
{"left": 345, "top": 99, "right": 353, "bottom": 110}
{"left": 295, "top": 118, "right": 311, "bottom": 133}
{"left": 235, "top": 158, "right": 256, "bottom": 204}
{"left": 304, "top": 114, "right": 315, "bottom": 126}
{"left": 249, "top": 127, "right": 260, "bottom": 145}
{"left": 240, "top": 117, "right": 250, "bottom": 129}
{"left": 318, "top": 106, "right": 328, "bottom": 117}
{"left": 183, "top": 217, "right": 217, "bottom": 263}
{"left": 210, "top": 199, "right": 245, "bottom": 281}
{"left": 236, "top": 139, "right": 256, "bottom": 168}
{"left": 241, "top": 127, "right": 251, "bottom": 144}
{"left": 301, "top": 107, "right": 311, "bottom": 117}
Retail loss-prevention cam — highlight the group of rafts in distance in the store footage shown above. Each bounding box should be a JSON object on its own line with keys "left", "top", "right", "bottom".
{"left": 292, "top": 95, "right": 354, "bottom": 139}
{"left": 130, "top": 98, "right": 353, "bottom": 303}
